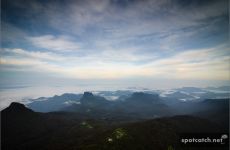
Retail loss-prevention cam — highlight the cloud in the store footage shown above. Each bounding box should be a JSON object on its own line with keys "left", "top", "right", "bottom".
{"left": 27, "top": 35, "right": 80, "bottom": 51}
{"left": 143, "top": 44, "right": 230, "bottom": 80}
{"left": 1, "top": 0, "right": 229, "bottom": 84}
{"left": 1, "top": 43, "right": 229, "bottom": 80}
{"left": 2, "top": 0, "right": 228, "bottom": 55}
{"left": 1, "top": 48, "right": 65, "bottom": 61}
{"left": 0, "top": 47, "right": 153, "bottom": 79}
{"left": 44, "top": 0, "right": 227, "bottom": 39}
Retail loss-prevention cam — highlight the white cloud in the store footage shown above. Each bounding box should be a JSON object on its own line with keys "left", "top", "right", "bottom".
{"left": 28, "top": 35, "right": 80, "bottom": 51}
{"left": 2, "top": 48, "right": 65, "bottom": 61}
{"left": 1, "top": 44, "right": 229, "bottom": 80}
{"left": 1, "top": 0, "right": 228, "bottom": 81}
{"left": 143, "top": 44, "right": 230, "bottom": 80}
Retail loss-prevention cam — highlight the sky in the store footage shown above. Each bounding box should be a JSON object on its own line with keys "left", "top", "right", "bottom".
{"left": 0, "top": 0, "right": 229, "bottom": 91}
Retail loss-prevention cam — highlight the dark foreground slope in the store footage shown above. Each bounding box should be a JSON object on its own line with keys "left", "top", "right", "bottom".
{"left": 2, "top": 102, "right": 228, "bottom": 150}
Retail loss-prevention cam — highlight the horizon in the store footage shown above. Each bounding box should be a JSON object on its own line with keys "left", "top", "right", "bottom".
{"left": 0, "top": 84, "right": 229, "bottom": 110}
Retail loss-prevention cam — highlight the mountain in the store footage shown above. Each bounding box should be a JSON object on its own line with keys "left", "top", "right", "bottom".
{"left": 96, "top": 90, "right": 133, "bottom": 101}
{"left": 26, "top": 86, "right": 230, "bottom": 113}
{"left": 125, "top": 92, "right": 160, "bottom": 103}
{"left": 61, "top": 92, "right": 173, "bottom": 120}
{"left": 200, "top": 98, "right": 229, "bottom": 109}
{"left": 160, "top": 86, "right": 229, "bottom": 102}
{"left": 25, "top": 90, "right": 229, "bottom": 122}
{"left": 27, "top": 93, "right": 82, "bottom": 112}
{"left": 205, "top": 86, "right": 230, "bottom": 91}
{"left": 2, "top": 102, "right": 33, "bottom": 114}
{"left": 192, "top": 98, "right": 229, "bottom": 129}
{"left": 63, "top": 92, "right": 113, "bottom": 112}
{"left": 2, "top": 102, "right": 227, "bottom": 150}
{"left": 117, "top": 92, "right": 172, "bottom": 117}
{"left": 163, "top": 91, "right": 195, "bottom": 100}
{"left": 199, "top": 91, "right": 229, "bottom": 100}
{"left": 80, "top": 92, "right": 111, "bottom": 107}
{"left": 26, "top": 91, "right": 229, "bottom": 124}
{"left": 176, "top": 87, "right": 206, "bottom": 93}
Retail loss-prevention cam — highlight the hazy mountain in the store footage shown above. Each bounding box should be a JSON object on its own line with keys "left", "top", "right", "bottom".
{"left": 26, "top": 86, "right": 230, "bottom": 112}
{"left": 162, "top": 91, "right": 195, "bottom": 100}
{"left": 176, "top": 87, "right": 206, "bottom": 93}
{"left": 125, "top": 92, "right": 160, "bottom": 103}
{"left": 161, "top": 86, "right": 229, "bottom": 101}
{"left": 60, "top": 92, "right": 174, "bottom": 120}
{"left": 62, "top": 92, "right": 114, "bottom": 113}
{"left": 80, "top": 92, "right": 111, "bottom": 107}
{"left": 27, "top": 93, "right": 82, "bottom": 112}
{"left": 96, "top": 90, "right": 133, "bottom": 101}
{"left": 117, "top": 92, "right": 172, "bottom": 117}
{"left": 199, "top": 91, "right": 229, "bottom": 100}
{"left": 26, "top": 91, "right": 229, "bottom": 124}
{"left": 205, "top": 86, "right": 230, "bottom": 91}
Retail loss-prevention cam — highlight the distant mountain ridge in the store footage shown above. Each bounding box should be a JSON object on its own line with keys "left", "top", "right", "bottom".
{"left": 26, "top": 86, "right": 229, "bottom": 113}
{"left": 205, "top": 86, "right": 230, "bottom": 91}
{"left": 23, "top": 91, "right": 229, "bottom": 127}
{"left": 27, "top": 93, "right": 82, "bottom": 112}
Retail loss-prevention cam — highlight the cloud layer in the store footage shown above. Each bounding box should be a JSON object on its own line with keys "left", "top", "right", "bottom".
{"left": 1, "top": 0, "right": 229, "bottom": 87}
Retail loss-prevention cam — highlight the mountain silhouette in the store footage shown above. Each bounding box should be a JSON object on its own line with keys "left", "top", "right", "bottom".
{"left": 2, "top": 102, "right": 33, "bottom": 114}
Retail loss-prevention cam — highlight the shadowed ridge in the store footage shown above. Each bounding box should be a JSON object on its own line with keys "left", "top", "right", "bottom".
{"left": 2, "top": 102, "right": 33, "bottom": 113}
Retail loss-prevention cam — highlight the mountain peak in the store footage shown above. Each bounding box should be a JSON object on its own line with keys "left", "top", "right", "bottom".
{"left": 3, "top": 102, "right": 33, "bottom": 113}
{"left": 83, "top": 92, "right": 94, "bottom": 97}
{"left": 80, "top": 92, "right": 110, "bottom": 107}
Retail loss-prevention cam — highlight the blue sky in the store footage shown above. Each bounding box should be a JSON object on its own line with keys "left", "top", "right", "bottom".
{"left": 0, "top": 0, "right": 229, "bottom": 88}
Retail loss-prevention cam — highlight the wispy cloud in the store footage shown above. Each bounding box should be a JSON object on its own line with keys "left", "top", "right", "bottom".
{"left": 2, "top": 48, "right": 64, "bottom": 61}
{"left": 1, "top": 43, "right": 229, "bottom": 80}
{"left": 28, "top": 35, "right": 80, "bottom": 51}
{"left": 143, "top": 44, "right": 230, "bottom": 80}
{"left": 1, "top": 0, "right": 229, "bottom": 87}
